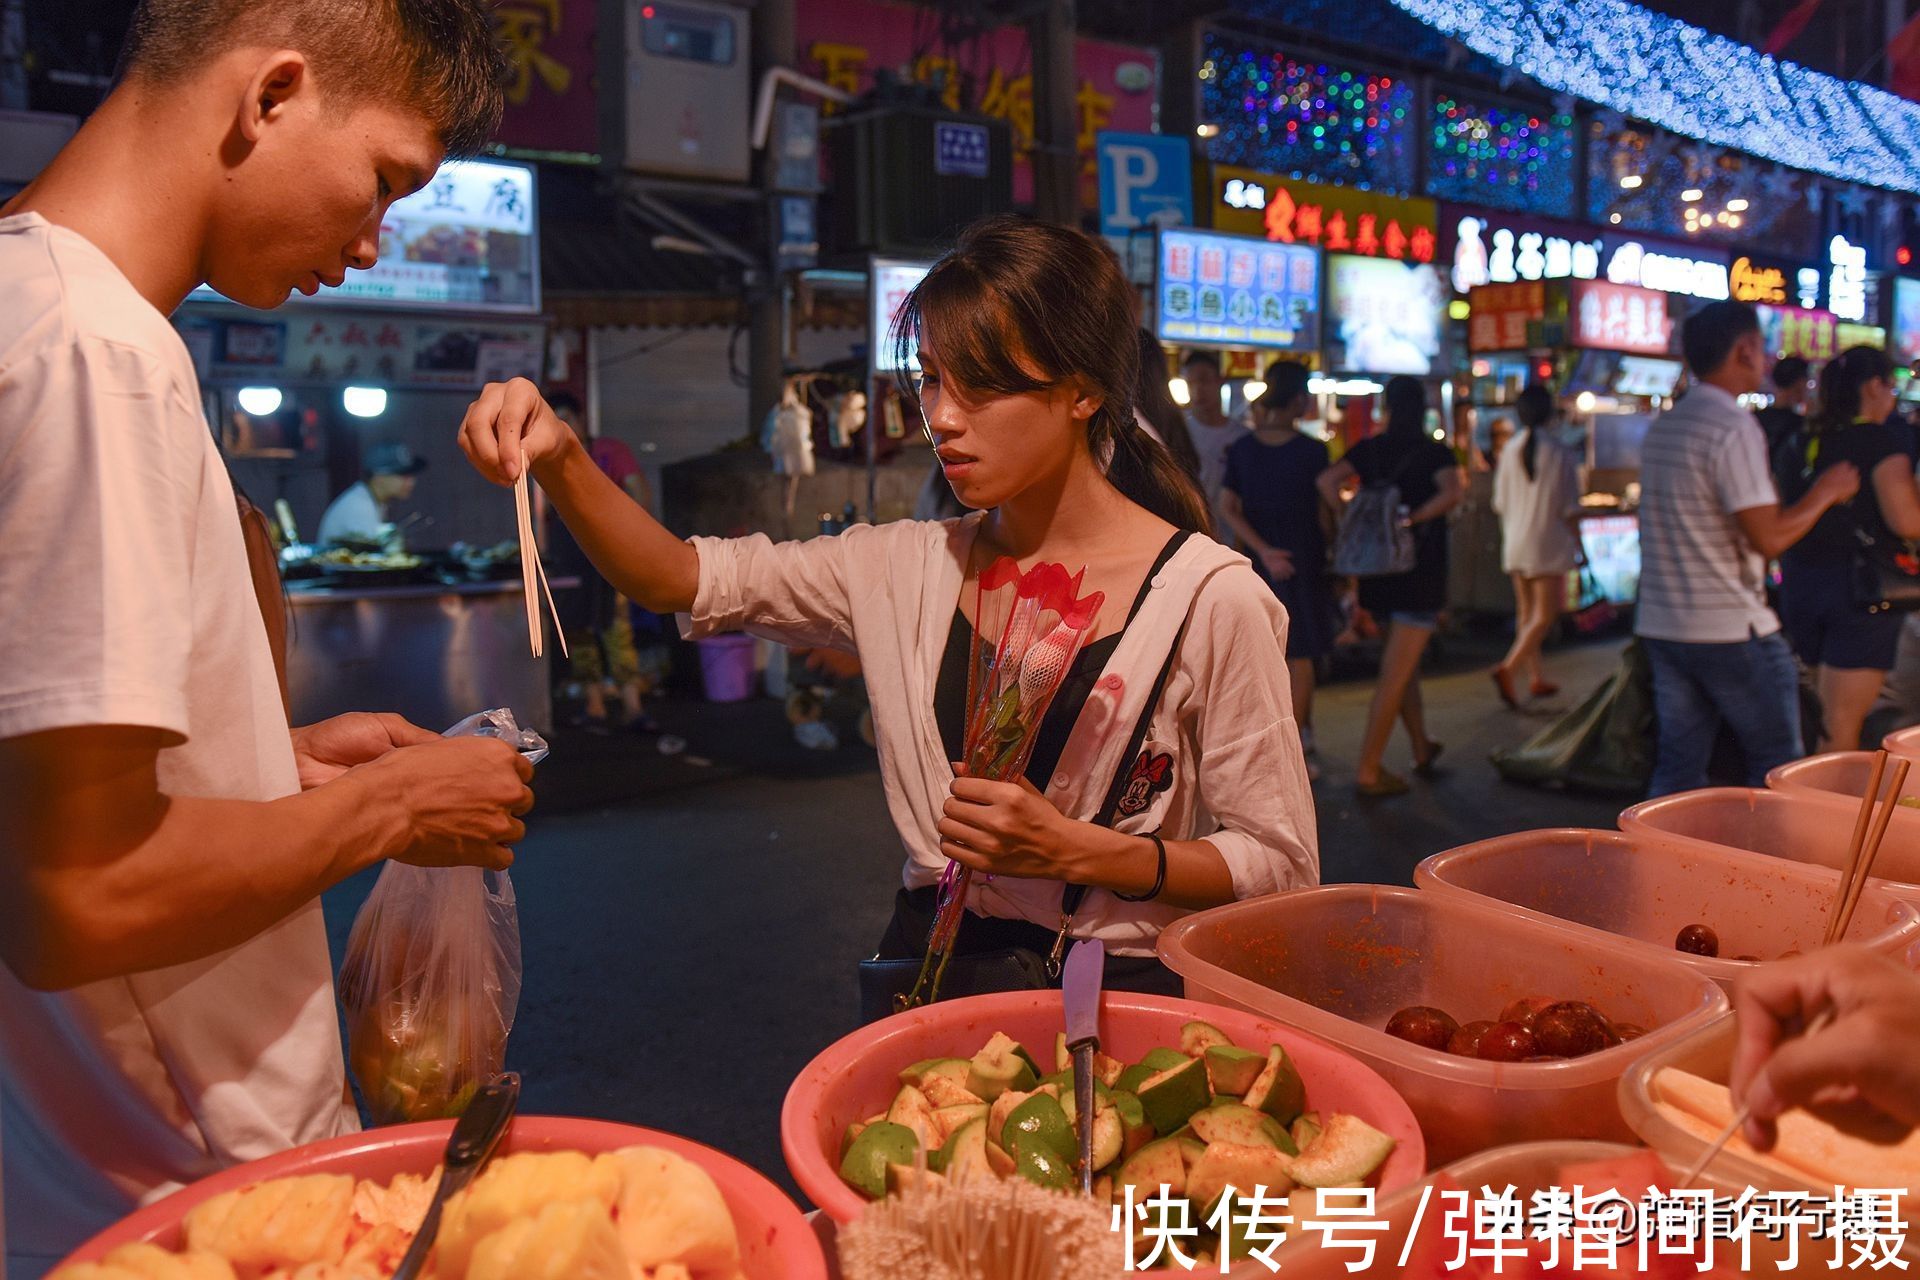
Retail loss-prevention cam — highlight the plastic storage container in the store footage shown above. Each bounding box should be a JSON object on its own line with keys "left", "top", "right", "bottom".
{"left": 1885, "top": 723, "right": 1920, "bottom": 762}
{"left": 1156, "top": 886, "right": 1728, "bottom": 1166}
{"left": 1621, "top": 1015, "right": 1920, "bottom": 1261}
{"left": 1765, "top": 750, "right": 1916, "bottom": 803}
{"left": 1414, "top": 828, "right": 1920, "bottom": 989}
{"left": 1620, "top": 786, "right": 1920, "bottom": 898}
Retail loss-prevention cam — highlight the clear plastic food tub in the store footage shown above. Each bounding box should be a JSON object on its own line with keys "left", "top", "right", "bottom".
{"left": 1620, "top": 786, "right": 1920, "bottom": 899}
{"left": 1765, "top": 750, "right": 1915, "bottom": 803}
{"left": 1156, "top": 886, "right": 1728, "bottom": 1166}
{"left": 1621, "top": 1014, "right": 1920, "bottom": 1263}
{"left": 1414, "top": 828, "right": 1920, "bottom": 989}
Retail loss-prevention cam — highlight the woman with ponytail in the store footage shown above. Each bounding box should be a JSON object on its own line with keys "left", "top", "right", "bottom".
{"left": 456, "top": 214, "right": 1317, "bottom": 998}
{"left": 1776, "top": 345, "right": 1920, "bottom": 751}
{"left": 1491, "top": 383, "right": 1582, "bottom": 707}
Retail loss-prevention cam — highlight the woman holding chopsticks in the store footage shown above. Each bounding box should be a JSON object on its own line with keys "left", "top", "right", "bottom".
{"left": 458, "top": 215, "right": 1318, "bottom": 1010}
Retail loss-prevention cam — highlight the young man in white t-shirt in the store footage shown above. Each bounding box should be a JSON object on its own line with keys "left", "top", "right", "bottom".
{"left": 1634, "top": 300, "right": 1859, "bottom": 798}
{"left": 0, "top": 3, "right": 535, "bottom": 1271}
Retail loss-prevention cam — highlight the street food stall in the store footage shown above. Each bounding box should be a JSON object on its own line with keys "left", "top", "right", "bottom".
{"left": 175, "top": 157, "right": 559, "bottom": 728}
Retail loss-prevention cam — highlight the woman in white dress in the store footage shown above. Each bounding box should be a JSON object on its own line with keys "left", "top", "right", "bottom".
{"left": 1491, "top": 384, "right": 1582, "bottom": 706}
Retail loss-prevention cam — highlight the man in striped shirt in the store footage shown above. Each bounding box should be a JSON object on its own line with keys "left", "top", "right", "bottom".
{"left": 1635, "top": 300, "right": 1859, "bottom": 797}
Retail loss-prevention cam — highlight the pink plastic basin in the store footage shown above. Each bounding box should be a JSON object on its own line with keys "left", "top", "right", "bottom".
{"left": 1765, "top": 750, "right": 1915, "bottom": 803}
{"left": 1885, "top": 724, "right": 1920, "bottom": 762}
{"left": 1156, "top": 885, "right": 1728, "bottom": 1166}
{"left": 1415, "top": 828, "right": 1920, "bottom": 989}
{"left": 1620, "top": 786, "right": 1920, "bottom": 899}
{"left": 781, "top": 988, "right": 1425, "bottom": 1225}
{"left": 58, "top": 1116, "right": 827, "bottom": 1279}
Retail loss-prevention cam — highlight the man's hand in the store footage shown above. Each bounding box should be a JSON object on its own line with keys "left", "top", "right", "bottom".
{"left": 1258, "top": 548, "right": 1296, "bottom": 582}
{"left": 350, "top": 737, "right": 535, "bottom": 871}
{"left": 291, "top": 713, "right": 440, "bottom": 789}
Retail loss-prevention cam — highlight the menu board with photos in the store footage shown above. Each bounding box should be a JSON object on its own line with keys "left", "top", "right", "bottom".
{"left": 189, "top": 158, "right": 539, "bottom": 314}
{"left": 1156, "top": 228, "right": 1319, "bottom": 351}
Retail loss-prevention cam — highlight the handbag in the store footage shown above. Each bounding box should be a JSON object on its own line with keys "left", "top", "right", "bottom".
{"left": 1849, "top": 522, "right": 1920, "bottom": 613}
{"left": 856, "top": 560, "right": 1199, "bottom": 1023}
{"left": 1567, "top": 564, "right": 1620, "bottom": 636}
{"left": 1330, "top": 452, "right": 1416, "bottom": 577}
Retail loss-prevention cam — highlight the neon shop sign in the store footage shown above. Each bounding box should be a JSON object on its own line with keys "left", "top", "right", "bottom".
{"left": 1451, "top": 216, "right": 1601, "bottom": 294}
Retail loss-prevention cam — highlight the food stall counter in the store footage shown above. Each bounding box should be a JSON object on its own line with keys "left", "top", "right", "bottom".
{"left": 286, "top": 577, "right": 576, "bottom": 732}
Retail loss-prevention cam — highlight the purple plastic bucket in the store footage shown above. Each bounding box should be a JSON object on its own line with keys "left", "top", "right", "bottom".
{"left": 697, "top": 633, "right": 759, "bottom": 703}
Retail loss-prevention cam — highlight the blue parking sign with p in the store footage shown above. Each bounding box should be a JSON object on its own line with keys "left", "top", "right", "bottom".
{"left": 1097, "top": 132, "right": 1194, "bottom": 237}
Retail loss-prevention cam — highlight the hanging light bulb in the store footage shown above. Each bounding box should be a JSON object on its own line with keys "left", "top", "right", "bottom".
{"left": 236, "top": 386, "right": 283, "bottom": 417}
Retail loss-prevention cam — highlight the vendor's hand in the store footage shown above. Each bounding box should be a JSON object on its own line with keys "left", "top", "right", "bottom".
{"left": 458, "top": 377, "right": 575, "bottom": 485}
{"left": 291, "top": 712, "right": 440, "bottom": 790}
{"left": 1728, "top": 946, "right": 1920, "bottom": 1151}
{"left": 351, "top": 737, "right": 535, "bottom": 871}
{"left": 1258, "top": 548, "right": 1296, "bottom": 582}
{"left": 1812, "top": 461, "right": 1861, "bottom": 506}
{"left": 938, "top": 767, "right": 1074, "bottom": 880}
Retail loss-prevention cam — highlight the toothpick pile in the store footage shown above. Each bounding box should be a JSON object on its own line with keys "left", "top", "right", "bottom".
{"left": 513, "top": 448, "right": 566, "bottom": 660}
{"left": 1677, "top": 749, "right": 1911, "bottom": 1185}
{"left": 837, "top": 1170, "right": 1125, "bottom": 1280}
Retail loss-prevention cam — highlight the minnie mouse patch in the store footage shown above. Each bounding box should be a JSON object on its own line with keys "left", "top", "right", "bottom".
{"left": 1118, "top": 748, "right": 1175, "bottom": 818}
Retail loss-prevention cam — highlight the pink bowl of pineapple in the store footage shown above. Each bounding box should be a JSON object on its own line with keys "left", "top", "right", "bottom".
{"left": 781, "top": 989, "right": 1425, "bottom": 1225}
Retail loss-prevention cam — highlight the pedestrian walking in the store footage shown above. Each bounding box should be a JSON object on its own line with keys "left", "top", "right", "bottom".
{"left": 1180, "top": 349, "right": 1250, "bottom": 537}
{"left": 1754, "top": 355, "right": 1812, "bottom": 456}
{"left": 1491, "top": 383, "right": 1583, "bottom": 707}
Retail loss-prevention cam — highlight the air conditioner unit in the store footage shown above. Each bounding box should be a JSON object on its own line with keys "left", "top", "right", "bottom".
{"left": 826, "top": 108, "right": 1014, "bottom": 255}
{"left": 610, "top": 0, "right": 751, "bottom": 182}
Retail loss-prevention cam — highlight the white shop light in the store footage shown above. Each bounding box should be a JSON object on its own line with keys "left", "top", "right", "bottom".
{"left": 1243, "top": 379, "right": 1268, "bottom": 403}
{"left": 1680, "top": 188, "right": 1704, "bottom": 202}
{"left": 1308, "top": 377, "right": 1385, "bottom": 396}
{"left": 342, "top": 386, "right": 389, "bottom": 419}
{"left": 1575, "top": 391, "right": 1598, "bottom": 413}
{"left": 1619, "top": 174, "right": 1643, "bottom": 189}
{"left": 236, "top": 386, "right": 283, "bottom": 417}
{"left": 1168, "top": 376, "right": 1191, "bottom": 406}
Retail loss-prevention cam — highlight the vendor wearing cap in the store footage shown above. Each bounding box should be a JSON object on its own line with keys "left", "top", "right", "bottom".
{"left": 318, "top": 442, "right": 426, "bottom": 545}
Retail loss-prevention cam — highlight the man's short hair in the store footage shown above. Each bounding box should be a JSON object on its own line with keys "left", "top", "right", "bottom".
{"left": 1771, "top": 356, "right": 1811, "bottom": 390}
{"left": 118, "top": 0, "right": 506, "bottom": 157}
{"left": 1260, "top": 359, "right": 1311, "bottom": 407}
{"left": 1680, "top": 300, "right": 1761, "bottom": 379}
{"left": 1180, "top": 350, "right": 1221, "bottom": 373}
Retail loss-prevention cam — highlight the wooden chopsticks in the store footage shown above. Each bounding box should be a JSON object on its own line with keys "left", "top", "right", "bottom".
{"left": 1678, "top": 749, "right": 1910, "bottom": 1185}
{"left": 514, "top": 448, "right": 567, "bottom": 660}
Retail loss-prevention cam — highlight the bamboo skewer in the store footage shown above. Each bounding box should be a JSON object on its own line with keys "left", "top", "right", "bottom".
{"left": 513, "top": 448, "right": 567, "bottom": 660}
{"left": 1679, "top": 750, "right": 1906, "bottom": 1185}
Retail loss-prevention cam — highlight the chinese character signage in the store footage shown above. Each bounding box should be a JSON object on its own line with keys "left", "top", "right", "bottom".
{"left": 1466, "top": 282, "right": 1547, "bottom": 352}
{"left": 1603, "top": 238, "right": 1730, "bottom": 300}
{"left": 1448, "top": 210, "right": 1602, "bottom": 294}
{"left": 1571, "top": 281, "right": 1673, "bottom": 355}
{"left": 1156, "top": 228, "right": 1319, "bottom": 351}
{"left": 189, "top": 159, "right": 539, "bottom": 314}
{"left": 1326, "top": 255, "right": 1447, "bottom": 376}
{"left": 493, "top": 0, "right": 598, "bottom": 156}
{"left": 1829, "top": 235, "right": 1869, "bottom": 323}
{"left": 798, "top": 0, "right": 1156, "bottom": 207}
{"left": 182, "top": 311, "right": 546, "bottom": 388}
{"left": 934, "top": 122, "right": 991, "bottom": 178}
{"left": 1756, "top": 304, "right": 1840, "bottom": 361}
{"left": 1213, "top": 166, "right": 1437, "bottom": 265}
{"left": 1730, "top": 254, "right": 1797, "bottom": 306}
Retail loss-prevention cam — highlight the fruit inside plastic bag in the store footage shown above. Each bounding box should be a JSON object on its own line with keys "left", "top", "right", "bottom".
{"left": 337, "top": 709, "right": 545, "bottom": 1124}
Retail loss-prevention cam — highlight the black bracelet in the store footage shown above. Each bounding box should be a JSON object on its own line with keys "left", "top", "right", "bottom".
{"left": 1113, "top": 830, "right": 1167, "bottom": 902}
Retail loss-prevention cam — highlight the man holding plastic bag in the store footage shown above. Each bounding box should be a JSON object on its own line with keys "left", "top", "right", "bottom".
{"left": 0, "top": 1, "right": 532, "bottom": 1274}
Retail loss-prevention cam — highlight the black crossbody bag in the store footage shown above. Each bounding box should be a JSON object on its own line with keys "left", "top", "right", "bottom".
{"left": 855, "top": 582, "right": 1198, "bottom": 1023}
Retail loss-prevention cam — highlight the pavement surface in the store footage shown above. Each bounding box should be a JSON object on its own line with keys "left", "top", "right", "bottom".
{"left": 322, "top": 629, "right": 1633, "bottom": 1205}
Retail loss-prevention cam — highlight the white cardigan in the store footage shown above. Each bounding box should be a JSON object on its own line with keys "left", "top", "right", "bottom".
{"left": 681, "top": 514, "right": 1320, "bottom": 956}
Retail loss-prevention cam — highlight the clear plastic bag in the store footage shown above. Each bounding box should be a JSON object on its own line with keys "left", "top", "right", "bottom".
{"left": 337, "top": 709, "right": 547, "bottom": 1124}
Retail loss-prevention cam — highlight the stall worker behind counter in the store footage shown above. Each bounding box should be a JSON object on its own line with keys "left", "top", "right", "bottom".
{"left": 316, "top": 441, "right": 426, "bottom": 545}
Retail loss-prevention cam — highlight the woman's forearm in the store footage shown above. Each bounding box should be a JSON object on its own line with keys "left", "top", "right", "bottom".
{"left": 534, "top": 436, "right": 700, "bottom": 613}
{"left": 1057, "top": 821, "right": 1236, "bottom": 911}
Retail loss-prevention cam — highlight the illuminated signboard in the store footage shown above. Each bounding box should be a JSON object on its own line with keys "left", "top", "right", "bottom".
{"left": 1156, "top": 227, "right": 1320, "bottom": 351}
{"left": 1756, "top": 304, "right": 1840, "bottom": 361}
{"left": 1893, "top": 277, "right": 1920, "bottom": 363}
{"left": 1213, "top": 165, "right": 1437, "bottom": 264}
{"left": 1603, "top": 239, "right": 1729, "bottom": 300}
{"left": 1466, "top": 282, "right": 1547, "bottom": 352}
{"left": 1326, "top": 254, "right": 1446, "bottom": 375}
{"left": 189, "top": 158, "right": 539, "bottom": 314}
{"left": 1450, "top": 213, "right": 1601, "bottom": 293}
{"left": 1571, "top": 280, "right": 1673, "bottom": 355}
{"left": 871, "top": 258, "right": 934, "bottom": 375}
{"left": 1829, "top": 235, "right": 1868, "bottom": 322}
{"left": 1730, "top": 255, "right": 1793, "bottom": 305}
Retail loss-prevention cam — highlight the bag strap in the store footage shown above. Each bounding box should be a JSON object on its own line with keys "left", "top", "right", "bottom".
{"left": 1048, "top": 531, "right": 1200, "bottom": 970}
